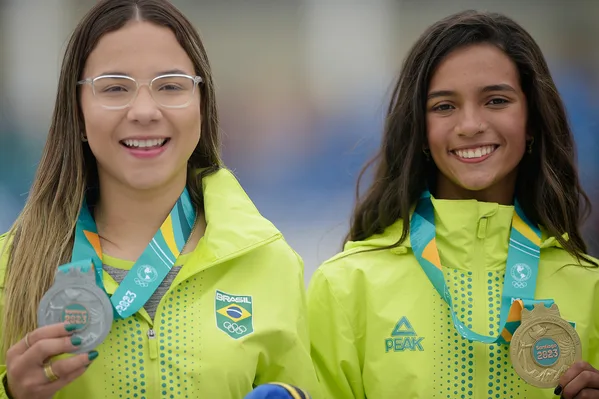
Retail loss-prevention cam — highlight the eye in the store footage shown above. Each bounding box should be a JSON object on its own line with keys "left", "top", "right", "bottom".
{"left": 157, "top": 84, "right": 184, "bottom": 91}
{"left": 487, "top": 98, "right": 509, "bottom": 106}
{"left": 431, "top": 103, "right": 455, "bottom": 112}
{"left": 102, "top": 86, "right": 129, "bottom": 93}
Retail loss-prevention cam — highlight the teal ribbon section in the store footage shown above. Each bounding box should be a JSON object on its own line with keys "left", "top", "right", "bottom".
{"left": 63, "top": 188, "right": 196, "bottom": 319}
{"left": 410, "top": 191, "right": 550, "bottom": 344}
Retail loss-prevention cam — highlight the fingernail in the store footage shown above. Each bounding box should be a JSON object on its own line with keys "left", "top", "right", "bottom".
{"left": 65, "top": 324, "right": 78, "bottom": 332}
{"left": 554, "top": 385, "right": 562, "bottom": 395}
{"left": 88, "top": 351, "right": 99, "bottom": 361}
{"left": 71, "top": 336, "right": 82, "bottom": 346}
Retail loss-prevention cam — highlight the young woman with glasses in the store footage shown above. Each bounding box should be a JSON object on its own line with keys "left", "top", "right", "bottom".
{"left": 0, "top": 1, "right": 321, "bottom": 398}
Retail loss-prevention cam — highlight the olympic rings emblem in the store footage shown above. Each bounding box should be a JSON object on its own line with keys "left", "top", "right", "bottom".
{"left": 134, "top": 278, "right": 149, "bottom": 287}
{"left": 223, "top": 321, "right": 248, "bottom": 335}
{"left": 512, "top": 281, "right": 528, "bottom": 289}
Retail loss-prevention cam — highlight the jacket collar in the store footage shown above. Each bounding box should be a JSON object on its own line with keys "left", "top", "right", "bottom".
{"left": 343, "top": 196, "right": 564, "bottom": 253}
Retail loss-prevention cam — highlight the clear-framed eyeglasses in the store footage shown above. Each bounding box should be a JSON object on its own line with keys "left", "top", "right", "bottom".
{"left": 77, "top": 74, "right": 203, "bottom": 110}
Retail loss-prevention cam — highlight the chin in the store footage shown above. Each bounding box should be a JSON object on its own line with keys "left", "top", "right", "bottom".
{"left": 121, "top": 171, "right": 177, "bottom": 192}
{"left": 452, "top": 174, "right": 499, "bottom": 192}
{"left": 457, "top": 181, "right": 494, "bottom": 192}
{"left": 451, "top": 168, "right": 498, "bottom": 189}
{"left": 123, "top": 178, "right": 167, "bottom": 192}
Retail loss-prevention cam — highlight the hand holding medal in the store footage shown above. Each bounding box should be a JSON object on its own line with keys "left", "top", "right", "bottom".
{"left": 37, "top": 262, "right": 114, "bottom": 355}
{"left": 3, "top": 262, "right": 109, "bottom": 398}
{"left": 4, "top": 323, "right": 98, "bottom": 399}
{"left": 554, "top": 361, "right": 599, "bottom": 398}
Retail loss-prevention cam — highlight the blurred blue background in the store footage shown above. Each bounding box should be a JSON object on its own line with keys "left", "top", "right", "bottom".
{"left": 0, "top": 1, "right": 597, "bottom": 282}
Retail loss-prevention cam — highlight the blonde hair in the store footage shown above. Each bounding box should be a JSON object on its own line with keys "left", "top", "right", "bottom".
{"left": 1, "top": 0, "right": 222, "bottom": 357}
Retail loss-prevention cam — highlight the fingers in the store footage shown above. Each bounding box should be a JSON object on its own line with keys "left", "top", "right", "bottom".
{"left": 6, "top": 322, "right": 76, "bottom": 360}
{"left": 50, "top": 351, "right": 97, "bottom": 381}
{"left": 559, "top": 362, "right": 599, "bottom": 399}
{"left": 46, "top": 351, "right": 98, "bottom": 390}
{"left": 573, "top": 388, "right": 599, "bottom": 399}
{"left": 21, "top": 332, "right": 84, "bottom": 367}
{"left": 47, "top": 366, "right": 87, "bottom": 391}
{"left": 5, "top": 323, "right": 95, "bottom": 399}
{"left": 560, "top": 362, "right": 596, "bottom": 388}
{"left": 8, "top": 351, "right": 98, "bottom": 399}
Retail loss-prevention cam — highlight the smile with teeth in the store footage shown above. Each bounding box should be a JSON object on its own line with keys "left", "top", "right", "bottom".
{"left": 451, "top": 145, "right": 498, "bottom": 159}
{"left": 121, "top": 138, "right": 169, "bottom": 149}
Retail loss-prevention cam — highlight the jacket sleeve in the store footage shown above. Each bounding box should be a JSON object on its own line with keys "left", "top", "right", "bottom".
{"left": 0, "top": 371, "right": 9, "bottom": 399}
{"left": 589, "top": 278, "right": 599, "bottom": 370}
{"left": 253, "top": 246, "right": 324, "bottom": 399}
{"left": 307, "top": 268, "right": 364, "bottom": 399}
{"left": 0, "top": 234, "right": 11, "bottom": 398}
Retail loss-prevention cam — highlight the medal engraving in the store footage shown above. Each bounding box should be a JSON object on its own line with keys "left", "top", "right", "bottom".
{"left": 62, "top": 303, "right": 90, "bottom": 330}
{"left": 510, "top": 303, "right": 581, "bottom": 388}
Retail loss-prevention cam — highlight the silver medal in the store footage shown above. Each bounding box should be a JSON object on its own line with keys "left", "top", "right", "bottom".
{"left": 38, "top": 263, "right": 113, "bottom": 354}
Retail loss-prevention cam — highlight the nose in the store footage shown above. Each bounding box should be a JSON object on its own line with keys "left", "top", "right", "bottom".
{"left": 127, "top": 85, "right": 161, "bottom": 124}
{"left": 455, "top": 105, "right": 486, "bottom": 137}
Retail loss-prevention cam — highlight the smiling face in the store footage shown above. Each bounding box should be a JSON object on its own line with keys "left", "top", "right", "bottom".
{"left": 425, "top": 43, "right": 529, "bottom": 203}
{"left": 80, "top": 20, "right": 201, "bottom": 192}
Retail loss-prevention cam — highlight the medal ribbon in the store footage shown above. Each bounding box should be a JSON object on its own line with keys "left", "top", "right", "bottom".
{"left": 59, "top": 188, "right": 196, "bottom": 319}
{"left": 410, "top": 191, "right": 552, "bottom": 344}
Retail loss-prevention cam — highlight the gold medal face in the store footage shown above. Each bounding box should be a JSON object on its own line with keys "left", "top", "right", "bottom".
{"left": 510, "top": 304, "right": 581, "bottom": 388}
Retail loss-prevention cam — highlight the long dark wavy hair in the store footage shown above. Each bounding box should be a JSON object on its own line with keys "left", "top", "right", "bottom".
{"left": 347, "top": 10, "right": 593, "bottom": 264}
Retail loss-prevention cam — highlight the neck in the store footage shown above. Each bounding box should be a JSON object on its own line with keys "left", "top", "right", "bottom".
{"left": 94, "top": 172, "right": 188, "bottom": 260}
{"left": 434, "top": 173, "right": 517, "bottom": 205}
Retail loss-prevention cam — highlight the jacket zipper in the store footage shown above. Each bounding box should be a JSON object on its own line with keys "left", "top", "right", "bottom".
{"left": 147, "top": 326, "right": 160, "bottom": 398}
{"left": 147, "top": 328, "right": 159, "bottom": 359}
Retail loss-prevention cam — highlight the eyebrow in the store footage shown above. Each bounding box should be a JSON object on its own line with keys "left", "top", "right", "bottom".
{"left": 97, "top": 68, "right": 191, "bottom": 77}
{"left": 427, "top": 84, "right": 517, "bottom": 100}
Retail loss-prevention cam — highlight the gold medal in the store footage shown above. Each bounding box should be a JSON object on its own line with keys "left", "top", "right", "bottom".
{"left": 510, "top": 303, "right": 581, "bottom": 388}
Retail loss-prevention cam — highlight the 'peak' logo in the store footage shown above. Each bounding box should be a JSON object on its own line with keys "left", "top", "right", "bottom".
{"left": 385, "top": 316, "right": 424, "bottom": 352}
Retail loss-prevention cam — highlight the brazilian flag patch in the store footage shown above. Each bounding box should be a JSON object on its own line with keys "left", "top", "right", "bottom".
{"left": 215, "top": 290, "right": 254, "bottom": 339}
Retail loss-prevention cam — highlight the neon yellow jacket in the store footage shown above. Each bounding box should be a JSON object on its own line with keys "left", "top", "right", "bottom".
{"left": 307, "top": 197, "right": 599, "bottom": 399}
{"left": 0, "top": 169, "right": 322, "bottom": 399}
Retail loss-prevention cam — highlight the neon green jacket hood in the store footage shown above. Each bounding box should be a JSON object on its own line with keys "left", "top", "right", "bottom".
{"left": 307, "top": 197, "right": 599, "bottom": 399}
{"left": 0, "top": 169, "right": 322, "bottom": 399}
